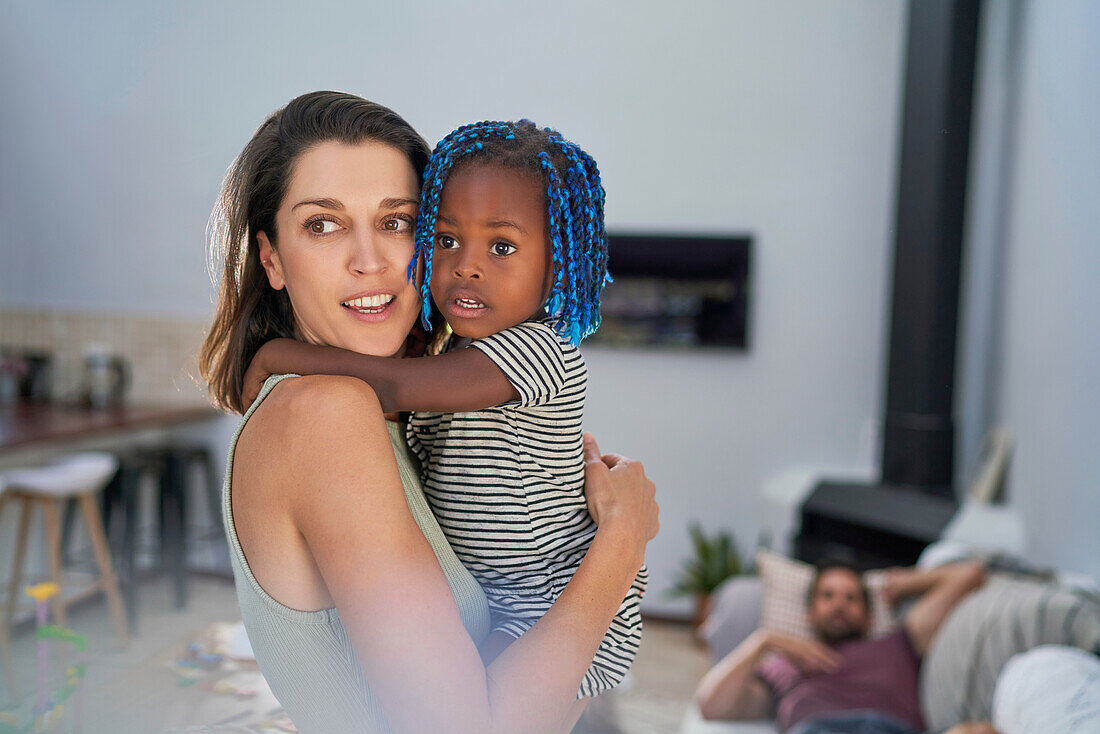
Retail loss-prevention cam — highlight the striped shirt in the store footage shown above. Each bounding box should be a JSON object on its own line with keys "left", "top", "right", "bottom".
{"left": 407, "top": 320, "right": 646, "bottom": 697}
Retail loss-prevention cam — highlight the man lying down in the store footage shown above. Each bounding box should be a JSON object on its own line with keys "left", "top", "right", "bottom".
{"left": 694, "top": 559, "right": 996, "bottom": 734}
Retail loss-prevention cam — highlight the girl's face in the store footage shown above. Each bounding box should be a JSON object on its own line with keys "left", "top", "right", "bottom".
{"left": 258, "top": 141, "right": 423, "bottom": 358}
{"left": 430, "top": 163, "right": 554, "bottom": 340}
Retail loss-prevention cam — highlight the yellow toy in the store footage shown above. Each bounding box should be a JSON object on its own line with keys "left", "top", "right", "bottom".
{"left": 0, "top": 584, "right": 86, "bottom": 734}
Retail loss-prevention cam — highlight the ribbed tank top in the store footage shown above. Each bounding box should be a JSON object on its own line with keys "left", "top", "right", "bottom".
{"left": 222, "top": 374, "right": 491, "bottom": 734}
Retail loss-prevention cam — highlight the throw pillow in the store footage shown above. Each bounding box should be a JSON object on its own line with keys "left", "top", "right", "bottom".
{"left": 756, "top": 549, "right": 897, "bottom": 641}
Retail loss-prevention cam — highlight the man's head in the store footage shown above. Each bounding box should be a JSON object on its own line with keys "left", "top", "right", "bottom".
{"left": 806, "top": 560, "right": 871, "bottom": 645}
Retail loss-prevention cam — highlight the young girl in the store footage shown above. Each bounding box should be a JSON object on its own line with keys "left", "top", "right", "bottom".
{"left": 243, "top": 119, "right": 646, "bottom": 698}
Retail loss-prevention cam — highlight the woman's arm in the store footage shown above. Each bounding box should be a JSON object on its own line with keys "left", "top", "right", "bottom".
{"left": 256, "top": 375, "right": 656, "bottom": 734}
{"left": 241, "top": 337, "right": 517, "bottom": 412}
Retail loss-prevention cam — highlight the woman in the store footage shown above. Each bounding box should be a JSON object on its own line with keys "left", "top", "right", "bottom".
{"left": 199, "top": 91, "right": 658, "bottom": 734}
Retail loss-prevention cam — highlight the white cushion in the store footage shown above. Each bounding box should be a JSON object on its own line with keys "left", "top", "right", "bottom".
{"left": 679, "top": 704, "right": 778, "bottom": 734}
{"left": 1, "top": 452, "right": 118, "bottom": 496}
{"left": 992, "top": 645, "right": 1100, "bottom": 734}
{"left": 940, "top": 501, "right": 1026, "bottom": 556}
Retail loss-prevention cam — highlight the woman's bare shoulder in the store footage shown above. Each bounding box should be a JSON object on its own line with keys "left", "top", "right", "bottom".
{"left": 232, "top": 375, "right": 391, "bottom": 611}
{"left": 237, "top": 375, "right": 387, "bottom": 479}
{"left": 261, "top": 374, "right": 381, "bottom": 417}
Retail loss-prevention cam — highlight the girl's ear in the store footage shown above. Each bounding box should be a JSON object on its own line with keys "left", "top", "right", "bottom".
{"left": 257, "top": 232, "right": 286, "bottom": 291}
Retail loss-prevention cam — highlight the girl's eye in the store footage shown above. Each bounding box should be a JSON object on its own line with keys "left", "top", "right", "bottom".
{"left": 492, "top": 242, "right": 517, "bottom": 257}
{"left": 306, "top": 218, "right": 340, "bottom": 235}
{"left": 436, "top": 235, "right": 459, "bottom": 250}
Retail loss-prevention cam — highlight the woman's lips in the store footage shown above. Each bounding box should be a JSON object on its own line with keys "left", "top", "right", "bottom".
{"left": 341, "top": 294, "right": 397, "bottom": 323}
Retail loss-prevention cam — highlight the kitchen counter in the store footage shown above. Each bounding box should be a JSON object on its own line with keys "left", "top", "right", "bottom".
{"left": 0, "top": 401, "right": 222, "bottom": 456}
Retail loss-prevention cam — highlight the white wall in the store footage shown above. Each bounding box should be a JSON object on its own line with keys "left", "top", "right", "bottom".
{"left": 991, "top": 0, "right": 1100, "bottom": 580}
{"left": 4, "top": 0, "right": 912, "bottom": 616}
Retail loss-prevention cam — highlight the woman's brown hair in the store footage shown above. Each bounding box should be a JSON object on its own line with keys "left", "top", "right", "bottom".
{"left": 200, "top": 91, "right": 431, "bottom": 413}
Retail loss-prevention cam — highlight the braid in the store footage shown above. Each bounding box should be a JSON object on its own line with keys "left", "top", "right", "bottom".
{"left": 412, "top": 119, "right": 609, "bottom": 345}
{"left": 537, "top": 152, "right": 568, "bottom": 334}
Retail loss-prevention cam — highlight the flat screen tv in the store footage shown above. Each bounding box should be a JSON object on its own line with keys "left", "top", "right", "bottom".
{"left": 588, "top": 232, "right": 752, "bottom": 349}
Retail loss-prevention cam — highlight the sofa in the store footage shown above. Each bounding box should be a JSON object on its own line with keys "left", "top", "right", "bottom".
{"left": 680, "top": 544, "right": 1100, "bottom": 734}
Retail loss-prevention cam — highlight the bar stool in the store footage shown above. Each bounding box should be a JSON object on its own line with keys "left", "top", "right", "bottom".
{"left": 166, "top": 444, "right": 227, "bottom": 572}
{"left": 1, "top": 453, "right": 128, "bottom": 650}
{"left": 98, "top": 448, "right": 179, "bottom": 630}
{"left": 93, "top": 444, "right": 224, "bottom": 631}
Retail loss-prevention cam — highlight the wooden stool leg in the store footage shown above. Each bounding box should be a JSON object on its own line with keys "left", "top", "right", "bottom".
{"left": 78, "top": 492, "right": 128, "bottom": 646}
{"left": 0, "top": 618, "right": 15, "bottom": 704}
{"left": 40, "top": 498, "right": 67, "bottom": 630}
{"left": 0, "top": 495, "right": 19, "bottom": 702}
{"left": 5, "top": 496, "right": 33, "bottom": 629}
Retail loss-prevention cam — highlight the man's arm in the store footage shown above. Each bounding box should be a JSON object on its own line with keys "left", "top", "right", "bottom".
{"left": 242, "top": 338, "right": 517, "bottom": 413}
{"left": 888, "top": 561, "right": 986, "bottom": 656}
{"left": 694, "top": 630, "right": 840, "bottom": 721}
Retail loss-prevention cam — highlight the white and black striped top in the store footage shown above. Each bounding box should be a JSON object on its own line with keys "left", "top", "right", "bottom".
{"left": 406, "top": 320, "right": 593, "bottom": 634}
{"left": 408, "top": 320, "right": 647, "bottom": 697}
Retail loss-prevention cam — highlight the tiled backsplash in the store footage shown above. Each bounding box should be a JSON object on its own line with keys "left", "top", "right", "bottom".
{"left": 0, "top": 307, "right": 213, "bottom": 406}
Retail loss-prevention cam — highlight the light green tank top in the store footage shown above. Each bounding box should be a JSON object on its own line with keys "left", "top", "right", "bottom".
{"left": 222, "top": 374, "right": 491, "bottom": 734}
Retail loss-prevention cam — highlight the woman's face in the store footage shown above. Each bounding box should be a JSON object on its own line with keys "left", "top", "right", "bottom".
{"left": 258, "top": 141, "right": 422, "bottom": 358}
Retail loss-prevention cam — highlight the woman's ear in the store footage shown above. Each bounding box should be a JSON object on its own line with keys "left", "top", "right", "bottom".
{"left": 257, "top": 232, "right": 286, "bottom": 290}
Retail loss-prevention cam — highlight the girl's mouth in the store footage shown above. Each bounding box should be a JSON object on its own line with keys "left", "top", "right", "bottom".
{"left": 448, "top": 295, "right": 488, "bottom": 318}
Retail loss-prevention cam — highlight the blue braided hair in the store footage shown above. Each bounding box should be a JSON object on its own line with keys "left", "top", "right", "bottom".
{"left": 408, "top": 119, "right": 610, "bottom": 345}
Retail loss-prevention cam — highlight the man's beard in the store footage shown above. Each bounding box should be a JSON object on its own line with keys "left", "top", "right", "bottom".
{"left": 812, "top": 620, "right": 866, "bottom": 645}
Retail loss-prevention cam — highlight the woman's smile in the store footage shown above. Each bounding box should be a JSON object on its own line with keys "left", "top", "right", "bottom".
{"left": 341, "top": 290, "right": 399, "bottom": 322}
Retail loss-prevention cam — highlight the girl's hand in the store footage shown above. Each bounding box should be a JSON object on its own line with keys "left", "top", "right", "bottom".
{"left": 402, "top": 318, "right": 434, "bottom": 359}
{"left": 581, "top": 432, "right": 659, "bottom": 565}
{"left": 241, "top": 339, "right": 290, "bottom": 406}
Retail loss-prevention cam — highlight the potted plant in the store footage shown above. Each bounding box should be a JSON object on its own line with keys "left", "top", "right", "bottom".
{"left": 669, "top": 522, "right": 742, "bottom": 633}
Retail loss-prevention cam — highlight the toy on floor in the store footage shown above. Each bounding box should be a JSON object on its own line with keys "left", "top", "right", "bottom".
{"left": 0, "top": 583, "right": 87, "bottom": 734}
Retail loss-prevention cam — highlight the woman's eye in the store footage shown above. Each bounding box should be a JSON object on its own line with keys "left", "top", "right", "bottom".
{"left": 435, "top": 235, "right": 459, "bottom": 250}
{"left": 383, "top": 216, "right": 413, "bottom": 233}
{"left": 492, "top": 242, "right": 517, "bottom": 256}
{"left": 306, "top": 218, "right": 339, "bottom": 235}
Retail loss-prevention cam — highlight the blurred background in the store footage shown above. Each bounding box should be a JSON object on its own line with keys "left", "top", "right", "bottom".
{"left": 1, "top": 1, "right": 1097, "bottom": 731}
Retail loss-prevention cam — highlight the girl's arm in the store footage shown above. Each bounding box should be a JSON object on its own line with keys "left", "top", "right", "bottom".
{"left": 242, "top": 337, "right": 516, "bottom": 412}
{"left": 260, "top": 376, "right": 656, "bottom": 734}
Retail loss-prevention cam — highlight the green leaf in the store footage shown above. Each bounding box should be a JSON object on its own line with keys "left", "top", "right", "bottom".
{"left": 668, "top": 522, "right": 743, "bottom": 596}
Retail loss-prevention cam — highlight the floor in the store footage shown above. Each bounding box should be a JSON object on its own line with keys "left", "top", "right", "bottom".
{"left": 588, "top": 619, "right": 715, "bottom": 734}
{"left": 1, "top": 574, "right": 713, "bottom": 733}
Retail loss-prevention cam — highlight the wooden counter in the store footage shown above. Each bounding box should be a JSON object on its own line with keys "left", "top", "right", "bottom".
{"left": 0, "top": 402, "right": 223, "bottom": 457}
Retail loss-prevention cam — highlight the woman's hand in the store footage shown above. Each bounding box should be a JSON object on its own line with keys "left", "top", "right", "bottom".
{"left": 581, "top": 433, "right": 659, "bottom": 566}
{"left": 252, "top": 380, "right": 657, "bottom": 734}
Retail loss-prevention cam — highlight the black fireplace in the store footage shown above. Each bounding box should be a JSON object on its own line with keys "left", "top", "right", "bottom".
{"left": 795, "top": 0, "right": 982, "bottom": 570}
